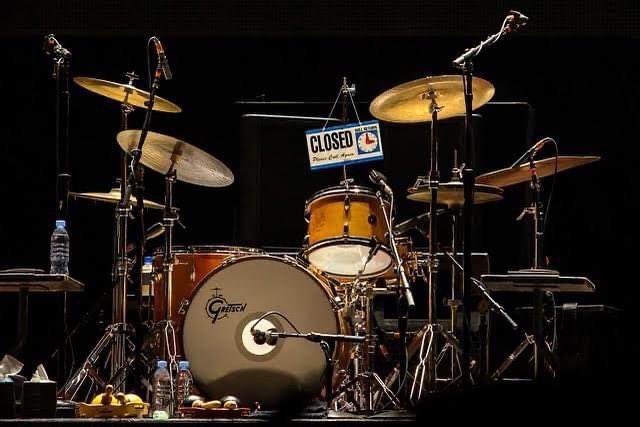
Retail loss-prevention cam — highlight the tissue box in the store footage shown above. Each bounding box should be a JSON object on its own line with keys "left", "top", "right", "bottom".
{"left": 21, "top": 380, "right": 56, "bottom": 418}
{"left": 0, "top": 378, "right": 16, "bottom": 419}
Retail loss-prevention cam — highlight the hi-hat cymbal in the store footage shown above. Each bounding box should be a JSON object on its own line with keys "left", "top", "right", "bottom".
{"left": 369, "top": 75, "right": 495, "bottom": 123}
{"left": 70, "top": 188, "right": 164, "bottom": 210}
{"left": 73, "top": 77, "right": 182, "bottom": 113}
{"left": 475, "top": 156, "right": 601, "bottom": 188}
{"left": 116, "top": 130, "right": 234, "bottom": 187}
{"left": 407, "top": 181, "right": 503, "bottom": 207}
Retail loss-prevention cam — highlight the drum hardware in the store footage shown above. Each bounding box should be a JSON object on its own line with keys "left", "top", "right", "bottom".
{"left": 370, "top": 71, "right": 495, "bottom": 397}
{"left": 64, "top": 64, "right": 179, "bottom": 398}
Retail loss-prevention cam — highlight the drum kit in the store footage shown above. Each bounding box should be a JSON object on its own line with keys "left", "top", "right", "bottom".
{"left": 53, "top": 41, "right": 601, "bottom": 415}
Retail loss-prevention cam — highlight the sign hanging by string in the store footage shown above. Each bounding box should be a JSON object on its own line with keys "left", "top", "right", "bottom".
{"left": 305, "top": 120, "right": 383, "bottom": 171}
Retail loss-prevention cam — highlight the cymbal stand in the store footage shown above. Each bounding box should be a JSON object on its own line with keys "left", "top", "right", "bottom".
{"left": 492, "top": 149, "right": 559, "bottom": 381}
{"left": 154, "top": 167, "right": 180, "bottom": 414}
{"left": 60, "top": 73, "right": 141, "bottom": 399}
{"left": 412, "top": 92, "right": 442, "bottom": 397}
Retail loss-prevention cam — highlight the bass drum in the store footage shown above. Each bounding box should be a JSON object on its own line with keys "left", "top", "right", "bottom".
{"left": 182, "top": 255, "right": 349, "bottom": 408}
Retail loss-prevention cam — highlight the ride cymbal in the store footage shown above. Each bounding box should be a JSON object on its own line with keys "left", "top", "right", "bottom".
{"left": 74, "top": 77, "right": 182, "bottom": 113}
{"left": 475, "top": 156, "right": 601, "bottom": 188}
{"left": 70, "top": 188, "right": 164, "bottom": 210}
{"left": 370, "top": 75, "right": 495, "bottom": 123}
{"left": 116, "top": 130, "right": 234, "bottom": 187}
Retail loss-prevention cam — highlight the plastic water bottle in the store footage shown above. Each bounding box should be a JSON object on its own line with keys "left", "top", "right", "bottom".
{"left": 141, "top": 256, "right": 154, "bottom": 297}
{"left": 141, "top": 256, "right": 154, "bottom": 319}
{"left": 151, "top": 360, "right": 171, "bottom": 419}
{"left": 176, "top": 361, "right": 194, "bottom": 410}
{"left": 49, "top": 220, "right": 69, "bottom": 274}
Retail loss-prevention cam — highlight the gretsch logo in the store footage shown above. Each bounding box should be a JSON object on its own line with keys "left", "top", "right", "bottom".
{"left": 206, "top": 288, "right": 247, "bottom": 324}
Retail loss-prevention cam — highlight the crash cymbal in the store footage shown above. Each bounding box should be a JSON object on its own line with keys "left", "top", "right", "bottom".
{"left": 407, "top": 181, "right": 503, "bottom": 207}
{"left": 116, "top": 130, "right": 234, "bottom": 187}
{"left": 73, "top": 77, "right": 182, "bottom": 113}
{"left": 475, "top": 156, "right": 601, "bottom": 188}
{"left": 369, "top": 75, "right": 495, "bottom": 123}
{"left": 70, "top": 188, "right": 164, "bottom": 210}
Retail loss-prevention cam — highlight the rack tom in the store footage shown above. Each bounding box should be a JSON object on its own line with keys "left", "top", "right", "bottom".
{"left": 304, "top": 185, "right": 392, "bottom": 278}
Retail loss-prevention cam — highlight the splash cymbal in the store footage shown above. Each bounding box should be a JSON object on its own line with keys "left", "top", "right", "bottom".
{"left": 369, "top": 75, "right": 495, "bottom": 123}
{"left": 74, "top": 77, "right": 182, "bottom": 113}
{"left": 116, "top": 130, "right": 234, "bottom": 187}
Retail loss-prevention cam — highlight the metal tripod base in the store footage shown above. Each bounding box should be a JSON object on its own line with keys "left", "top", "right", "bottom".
{"left": 333, "top": 370, "right": 402, "bottom": 414}
{"left": 491, "top": 333, "right": 556, "bottom": 381}
{"left": 409, "top": 322, "right": 470, "bottom": 401}
{"left": 59, "top": 323, "right": 136, "bottom": 401}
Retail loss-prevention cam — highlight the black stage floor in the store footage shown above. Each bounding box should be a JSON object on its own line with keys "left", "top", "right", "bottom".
{"left": 0, "top": 411, "right": 416, "bottom": 425}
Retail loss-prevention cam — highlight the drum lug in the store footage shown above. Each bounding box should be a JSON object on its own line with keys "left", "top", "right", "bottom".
{"left": 302, "top": 234, "right": 309, "bottom": 247}
{"left": 178, "top": 298, "right": 190, "bottom": 315}
{"left": 304, "top": 203, "right": 311, "bottom": 223}
{"left": 343, "top": 223, "right": 349, "bottom": 237}
{"left": 343, "top": 195, "right": 350, "bottom": 212}
{"left": 368, "top": 214, "right": 377, "bottom": 225}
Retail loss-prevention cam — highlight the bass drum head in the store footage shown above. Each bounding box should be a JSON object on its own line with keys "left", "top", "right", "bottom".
{"left": 182, "top": 255, "right": 340, "bottom": 408}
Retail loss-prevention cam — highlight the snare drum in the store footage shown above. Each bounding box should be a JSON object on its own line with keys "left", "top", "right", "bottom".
{"left": 152, "top": 245, "right": 265, "bottom": 324}
{"left": 304, "top": 185, "right": 392, "bottom": 278}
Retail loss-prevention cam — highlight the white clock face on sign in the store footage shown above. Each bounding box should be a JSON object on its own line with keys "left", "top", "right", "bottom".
{"left": 357, "top": 131, "right": 379, "bottom": 153}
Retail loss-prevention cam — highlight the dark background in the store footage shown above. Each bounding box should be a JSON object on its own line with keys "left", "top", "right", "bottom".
{"left": 0, "top": 0, "right": 637, "bottom": 393}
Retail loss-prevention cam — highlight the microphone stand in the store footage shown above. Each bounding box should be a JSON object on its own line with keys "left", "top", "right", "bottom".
{"left": 451, "top": 12, "right": 523, "bottom": 391}
{"left": 44, "top": 35, "right": 72, "bottom": 222}
{"left": 44, "top": 34, "right": 72, "bottom": 382}
{"left": 256, "top": 329, "right": 366, "bottom": 407}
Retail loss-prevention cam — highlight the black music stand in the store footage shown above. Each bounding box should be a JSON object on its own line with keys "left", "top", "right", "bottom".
{"left": 0, "top": 272, "right": 85, "bottom": 356}
{"left": 481, "top": 273, "right": 595, "bottom": 380}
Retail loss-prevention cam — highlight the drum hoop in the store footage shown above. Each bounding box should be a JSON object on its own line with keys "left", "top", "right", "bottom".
{"left": 304, "top": 238, "right": 393, "bottom": 277}
{"left": 305, "top": 185, "right": 389, "bottom": 209}
{"left": 183, "top": 254, "right": 342, "bottom": 319}
{"left": 152, "top": 245, "right": 266, "bottom": 256}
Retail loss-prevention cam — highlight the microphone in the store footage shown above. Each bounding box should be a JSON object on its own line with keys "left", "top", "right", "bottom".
{"left": 251, "top": 328, "right": 266, "bottom": 345}
{"left": 506, "top": 10, "right": 529, "bottom": 32}
{"left": 251, "top": 327, "right": 277, "bottom": 346}
{"left": 369, "top": 169, "right": 392, "bottom": 195}
{"left": 152, "top": 38, "right": 173, "bottom": 80}
{"left": 43, "top": 34, "right": 71, "bottom": 59}
{"left": 509, "top": 137, "right": 551, "bottom": 169}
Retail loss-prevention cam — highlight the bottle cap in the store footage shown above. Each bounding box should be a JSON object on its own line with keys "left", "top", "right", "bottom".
{"left": 157, "top": 360, "right": 167, "bottom": 369}
{"left": 55, "top": 220, "right": 66, "bottom": 228}
{"left": 144, "top": 256, "right": 153, "bottom": 264}
{"left": 178, "top": 361, "right": 190, "bottom": 370}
